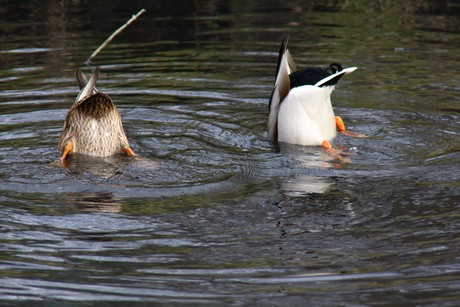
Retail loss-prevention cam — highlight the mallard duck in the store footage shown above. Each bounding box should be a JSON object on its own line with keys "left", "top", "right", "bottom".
{"left": 58, "top": 67, "right": 135, "bottom": 160}
{"left": 267, "top": 37, "right": 363, "bottom": 149}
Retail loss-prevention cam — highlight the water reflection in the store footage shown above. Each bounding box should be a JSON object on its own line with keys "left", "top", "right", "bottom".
{"left": 62, "top": 154, "right": 132, "bottom": 181}
{"left": 276, "top": 144, "right": 333, "bottom": 196}
{"left": 65, "top": 191, "right": 123, "bottom": 213}
{"left": 281, "top": 175, "right": 332, "bottom": 197}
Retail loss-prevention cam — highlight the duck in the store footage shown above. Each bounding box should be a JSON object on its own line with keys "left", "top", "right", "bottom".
{"left": 267, "top": 37, "right": 364, "bottom": 149}
{"left": 58, "top": 67, "right": 135, "bottom": 161}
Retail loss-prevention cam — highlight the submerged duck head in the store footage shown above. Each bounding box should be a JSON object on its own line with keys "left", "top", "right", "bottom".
{"left": 267, "top": 37, "right": 358, "bottom": 147}
{"left": 57, "top": 67, "right": 135, "bottom": 160}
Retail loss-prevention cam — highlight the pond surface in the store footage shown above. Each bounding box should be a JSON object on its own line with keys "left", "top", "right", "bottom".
{"left": 1, "top": 0, "right": 459, "bottom": 306}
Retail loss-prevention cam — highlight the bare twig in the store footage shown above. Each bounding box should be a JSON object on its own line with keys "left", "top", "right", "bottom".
{"left": 85, "top": 8, "right": 146, "bottom": 65}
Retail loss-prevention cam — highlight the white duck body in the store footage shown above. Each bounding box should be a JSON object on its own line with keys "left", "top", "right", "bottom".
{"left": 278, "top": 85, "right": 336, "bottom": 145}
{"left": 267, "top": 37, "right": 357, "bottom": 147}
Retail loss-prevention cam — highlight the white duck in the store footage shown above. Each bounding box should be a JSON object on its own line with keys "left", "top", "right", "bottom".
{"left": 267, "top": 37, "right": 362, "bottom": 149}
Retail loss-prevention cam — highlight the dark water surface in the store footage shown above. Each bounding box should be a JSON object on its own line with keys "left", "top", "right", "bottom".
{"left": 1, "top": 1, "right": 459, "bottom": 306}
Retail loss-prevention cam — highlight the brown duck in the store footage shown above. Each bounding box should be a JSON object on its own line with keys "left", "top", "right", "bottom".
{"left": 58, "top": 67, "right": 135, "bottom": 160}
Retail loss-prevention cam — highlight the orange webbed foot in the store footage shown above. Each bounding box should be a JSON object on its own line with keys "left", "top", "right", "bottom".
{"left": 335, "top": 116, "right": 366, "bottom": 138}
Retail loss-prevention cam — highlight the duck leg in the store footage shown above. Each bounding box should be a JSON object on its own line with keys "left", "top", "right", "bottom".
{"left": 321, "top": 140, "right": 351, "bottom": 164}
{"left": 124, "top": 146, "right": 136, "bottom": 156}
{"left": 321, "top": 140, "right": 332, "bottom": 149}
{"left": 335, "top": 116, "right": 366, "bottom": 138}
{"left": 60, "top": 141, "right": 73, "bottom": 161}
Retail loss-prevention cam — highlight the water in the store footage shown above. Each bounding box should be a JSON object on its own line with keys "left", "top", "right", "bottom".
{"left": 1, "top": 1, "right": 459, "bottom": 305}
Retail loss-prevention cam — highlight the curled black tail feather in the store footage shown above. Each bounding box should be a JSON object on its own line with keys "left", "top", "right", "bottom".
{"left": 289, "top": 62, "right": 346, "bottom": 89}
{"left": 326, "top": 63, "right": 343, "bottom": 75}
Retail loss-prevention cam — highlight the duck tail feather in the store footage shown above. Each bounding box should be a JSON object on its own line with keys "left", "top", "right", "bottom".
{"left": 75, "top": 67, "right": 100, "bottom": 103}
{"left": 314, "top": 67, "right": 357, "bottom": 87}
{"left": 76, "top": 69, "right": 88, "bottom": 90}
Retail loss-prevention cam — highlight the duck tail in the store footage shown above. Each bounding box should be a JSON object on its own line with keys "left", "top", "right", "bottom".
{"left": 75, "top": 67, "right": 100, "bottom": 103}
{"left": 76, "top": 69, "right": 88, "bottom": 90}
{"left": 314, "top": 66, "right": 357, "bottom": 87}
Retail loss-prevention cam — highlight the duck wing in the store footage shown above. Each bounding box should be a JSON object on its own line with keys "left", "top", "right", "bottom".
{"left": 267, "top": 37, "right": 296, "bottom": 142}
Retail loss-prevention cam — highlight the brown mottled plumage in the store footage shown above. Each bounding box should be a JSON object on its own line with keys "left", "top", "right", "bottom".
{"left": 58, "top": 67, "right": 135, "bottom": 160}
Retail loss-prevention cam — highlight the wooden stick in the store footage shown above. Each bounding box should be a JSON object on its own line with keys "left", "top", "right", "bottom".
{"left": 85, "top": 8, "right": 146, "bottom": 65}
